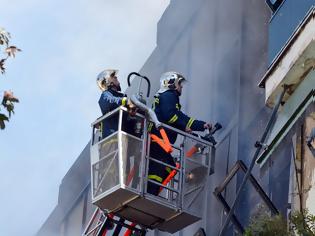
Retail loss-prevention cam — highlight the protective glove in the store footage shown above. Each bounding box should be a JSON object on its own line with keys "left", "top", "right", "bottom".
{"left": 127, "top": 98, "right": 137, "bottom": 116}
{"left": 203, "top": 123, "right": 212, "bottom": 130}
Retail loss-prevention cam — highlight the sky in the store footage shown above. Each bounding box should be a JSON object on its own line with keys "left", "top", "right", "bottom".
{"left": 0, "top": 1, "right": 169, "bottom": 235}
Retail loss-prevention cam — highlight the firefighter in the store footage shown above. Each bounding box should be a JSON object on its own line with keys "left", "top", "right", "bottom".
{"left": 97, "top": 69, "right": 142, "bottom": 189}
{"left": 147, "top": 71, "right": 211, "bottom": 195}
{"left": 97, "top": 69, "right": 136, "bottom": 138}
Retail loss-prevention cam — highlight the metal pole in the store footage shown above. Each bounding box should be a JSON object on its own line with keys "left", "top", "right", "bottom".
{"left": 219, "top": 85, "right": 288, "bottom": 235}
{"left": 112, "top": 218, "right": 125, "bottom": 236}
{"left": 140, "top": 118, "right": 148, "bottom": 195}
{"left": 180, "top": 137, "right": 185, "bottom": 208}
{"left": 137, "top": 77, "right": 143, "bottom": 95}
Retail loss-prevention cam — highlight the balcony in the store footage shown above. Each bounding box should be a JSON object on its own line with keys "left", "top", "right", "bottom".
{"left": 259, "top": 8, "right": 315, "bottom": 107}
{"left": 267, "top": 0, "right": 315, "bottom": 65}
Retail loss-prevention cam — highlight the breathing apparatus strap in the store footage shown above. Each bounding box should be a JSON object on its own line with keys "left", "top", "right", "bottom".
{"left": 150, "top": 128, "right": 173, "bottom": 153}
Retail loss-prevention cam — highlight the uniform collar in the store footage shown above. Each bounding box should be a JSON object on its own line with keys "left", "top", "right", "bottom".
{"left": 107, "top": 88, "right": 126, "bottom": 97}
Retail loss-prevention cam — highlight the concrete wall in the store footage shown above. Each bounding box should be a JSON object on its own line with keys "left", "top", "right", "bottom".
{"left": 38, "top": 0, "right": 304, "bottom": 235}
{"left": 127, "top": 0, "right": 272, "bottom": 234}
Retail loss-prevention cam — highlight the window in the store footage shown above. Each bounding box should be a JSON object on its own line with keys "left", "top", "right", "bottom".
{"left": 265, "top": 0, "right": 284, "bottom": 13}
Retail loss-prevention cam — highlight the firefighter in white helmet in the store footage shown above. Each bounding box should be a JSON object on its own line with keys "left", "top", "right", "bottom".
{"left": 97, "top": 69, "right": 135, "bottom": 138}
{"left": 147, "top": 71, "right": 212, "bottom": 195}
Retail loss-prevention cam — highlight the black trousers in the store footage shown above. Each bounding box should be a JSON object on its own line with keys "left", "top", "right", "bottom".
{"left": 147, "top": 142, "right": 175, "bottom": 195}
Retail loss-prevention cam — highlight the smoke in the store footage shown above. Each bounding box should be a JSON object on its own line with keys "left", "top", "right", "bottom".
{"left": 0, "top": 1, "right": 169, "bottom": 236}
{"left": 0, "top": 0, "right": 273, "bottom": 235}
{"left": 133, "top": 0, "right": 271, "bottom": 235}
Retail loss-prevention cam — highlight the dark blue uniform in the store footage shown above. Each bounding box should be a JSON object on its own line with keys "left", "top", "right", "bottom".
{"left": 151, "top": 90, "right": 206, "bottom": 141}
{"left": 147, "top": 90, "right": 206, "bottom": 195}
{"left": 98, "top": 89, "right": 127, "bottom": 138}
{"left": 98, "top": 89, "right": 142, "bottom": 189}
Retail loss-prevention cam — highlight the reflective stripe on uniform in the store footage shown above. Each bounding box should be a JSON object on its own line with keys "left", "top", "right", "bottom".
{"left": 186, "top": 118, "right": 195, "bottom": 128}
{"left": 152, "top": 97, "right": 159, "bottom": 110}
{"left": 165, "top": 167, "right": 172, "bottom": 174}
{"left": 148, "top": 175, "right": 163, "bottom": 182}
{"left": 122, "top": 97, "right": 127, "bottom": 106}
{"left": 168, "top": 114, "right": 178, "bottom": 124}
{"left": 100, "top": 122, "right": 103, "bottom": 132}
{"left": 148, "top": 122, "right": 153, "bottom": 132}
{"left": 176, "top": 103, "right": 180, "bottom": 110}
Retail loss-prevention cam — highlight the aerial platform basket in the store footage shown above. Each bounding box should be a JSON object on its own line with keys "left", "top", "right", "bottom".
{"left": 90, "top": 106, "right": 214, "bottom": 234}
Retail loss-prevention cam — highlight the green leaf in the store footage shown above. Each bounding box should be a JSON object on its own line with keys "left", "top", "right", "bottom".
{"left": 5, "top": 102, "right": 14, "bottom": 117}
{"left": 0, "top": 113, "right": 9, "bottom": 130}
{"left": 0, "top": 58, "right": 6, "bottom": 74}
{"left": 0, "top": 113, "right": 8, "bottom": 121}
{"left": 0, "top": 120, "right": 5, "bottom": 129}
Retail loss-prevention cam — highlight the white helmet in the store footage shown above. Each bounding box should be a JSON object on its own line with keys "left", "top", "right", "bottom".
{"left": 158, "top": 71, "right": 186, "bottom": 93}
{"left": 96, "top": 69, "right": 119, "bottom": 91}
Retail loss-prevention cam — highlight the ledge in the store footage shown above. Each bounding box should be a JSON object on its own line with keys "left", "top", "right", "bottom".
{"left": 257, "top": 70, "right": 315, "bottom": 165}
{"left": 258, "top": 8, "right": 315, "bottom": 108}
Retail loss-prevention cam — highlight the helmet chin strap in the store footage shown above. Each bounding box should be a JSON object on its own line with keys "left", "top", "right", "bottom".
{"left": 109, "top": 83, "right": 121, "bottom": 92}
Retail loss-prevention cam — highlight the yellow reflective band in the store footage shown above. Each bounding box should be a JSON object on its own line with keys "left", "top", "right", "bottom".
{"left": 186, "top": 118, "right": 195, "bottom": 129}
{"left": 148, "top": 122, "right": 153, "bottom": 132}
{"left": 165, "top": 167, "right": 171, "bottom": 174}
{"left": 122, "top": 97, "right": 127, "bottom": 106}
{"left": 148, "top": 175, "right": 163, "bottom": 182}
{"left": 168, "top": 114, "right": 178, "bottom": 124}
{"left": 152, "top": 98, "right": 159, "bottom": 110}
{"left": 176, "top": 103, "right": 180, "bottom": 110}
{"left": 100, "top": 122, "right": 103, "bottom": 131}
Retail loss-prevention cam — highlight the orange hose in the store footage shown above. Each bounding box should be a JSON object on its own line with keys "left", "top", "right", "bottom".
{"left": 159, "top": 163, "right": 180, "bottom": 193}
{"left": 186, "top": 146, "right": 198, "bottom": 157}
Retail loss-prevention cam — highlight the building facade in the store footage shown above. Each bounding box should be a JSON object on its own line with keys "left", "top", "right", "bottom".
{"left": 37, "top": 0, "right": 315, "bottom": 235}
